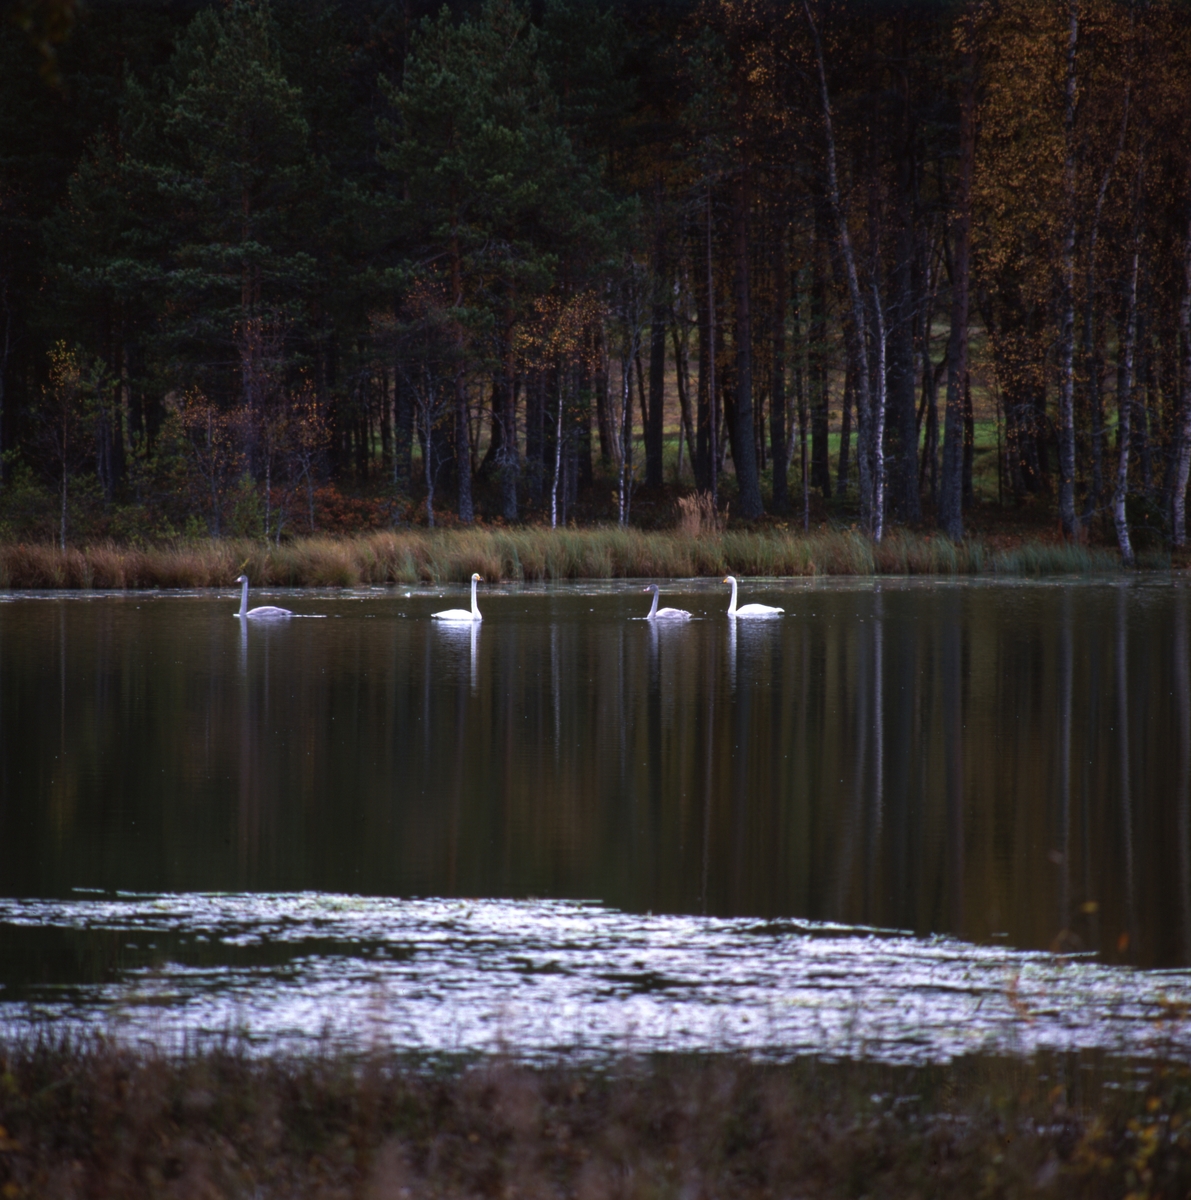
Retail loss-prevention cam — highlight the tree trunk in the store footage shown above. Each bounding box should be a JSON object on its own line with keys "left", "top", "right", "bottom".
{"left": 1132, "top": 334, "right": 1151, "bottom": 497}
{"left": 837, "top": 355, "right": 852, "bottom": 495}
{"left": 672, "top": 323, "right": 697, "bottom": 478}
{"left": 448, "top": 218, "right": 474, "bottom": 522}
{"left": 796, "top": 289, "right": 810, "bottom": 529}
{"left": 0, "top": 287, "right": 8, "bottom": 490}
{"left": 731, "top": 171, "right": 764, "bottom": 518}
{"left": 694, "top": 221, "right": 713, "bottom": 492}
{"left": 595, "top": 323, "right": 613, "bottom": 468}
{"left": 1083, "top": 80, "right": 1130, "bottom": 523}
{"left": 889, "top": 115, "right": 920, "bottom": 521}
{"left": 526, "top": 367, "right": 545, "bottom": 499}
{"left": 618, "top": 339, "right": 636, "bottom": 526}
{"left": 551, "top": 370, "right": 565, "bottom": 528}
{"left": 872, "top": 282, "right": 887, "bottom": 542}
{"left": 939, "top": 18, "right": 975, "bottom": 542}
{"left": 1173, "top": 179, "right": 1191, "bottom": 546}
{"left": 707, "top": 187, "right": 719, "bottom": 506}
{"left": 1114, "top": 246, "right": 1139, "bottom": 567}
{"left": 771, "top": 219, "right": 790, "bottom": 513}
{"left": 646, "top": 190, "right": 667, "bottom": 490}
{"left": 805, "top": 0, "right": 872, "bottom": 528}
{"left": 1056, "top": 0, "right": 1079, "bottom": 537}
{"left": 380, "top": 367, "right": 392, "bottom": 475}
{"left": 455, "top": 371, "right": 474, "bottom": 522}
{"left": 811, "top": 203, "right": 832, "bottom": 498}
{"left": 393, "top": 366, "right": 413, "bottom": 495}
{"left": 498, "top": 321, "right": 518, "bottom": 521}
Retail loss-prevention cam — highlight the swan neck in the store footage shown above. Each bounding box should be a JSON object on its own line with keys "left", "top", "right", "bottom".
{"left": 239, "top": 577, "right": 248, "bottom": 618}
{"left": 727, "top": 577, "right": 737, "bottom": 615}
{"left": 470, "top": 577, "right": 479, "bottom": 617}
{"left": 647, "top": 587, "right": 658, "bottom": 619}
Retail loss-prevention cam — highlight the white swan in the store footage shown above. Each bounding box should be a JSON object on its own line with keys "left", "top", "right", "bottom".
{"left": 236, "top": 574, "right": 292, "bottom": 620}
{"left": 644, "top": 583, "right": 692, "bottom": 621}
{"left": 432, "top": 573, "right": 483, "bottom": 622}
{"left": 723, "top": 575, "right": 784, "bottom": 618}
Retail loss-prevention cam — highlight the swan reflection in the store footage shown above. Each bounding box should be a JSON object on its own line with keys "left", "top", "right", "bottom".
{"left": 435, "top": 618, "right": 480, "bottom": 692}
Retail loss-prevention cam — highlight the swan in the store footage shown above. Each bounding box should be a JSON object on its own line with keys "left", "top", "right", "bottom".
{"left": 643, "top": 583, "right": 692, "bottom": 622}
{"left": 723, "top": 575, "right": 784, "bottom": 618}
{"left": 235, "top": 574, "right": 292, "bottom": 620}
{"left": 432, "top": 573, "right": 483, "bottom": 622}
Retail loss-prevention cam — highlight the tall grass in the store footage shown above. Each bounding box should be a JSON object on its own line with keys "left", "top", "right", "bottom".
{"left": 0, "top": 527, "right": 1132, "bottom": 589}
{"left": 0, "top": 1036, "right": 1185, "bottom": 1199}
{"left": 989, "top": 541, "right": 1122, "bottom": 576}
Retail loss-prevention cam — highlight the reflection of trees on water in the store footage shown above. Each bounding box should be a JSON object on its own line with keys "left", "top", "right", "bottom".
{"left": 6, "top": 585, "right": 1191, "bottom": 966}
{"left": 1116, "top": 586, "right": 1135, "bottom": 959}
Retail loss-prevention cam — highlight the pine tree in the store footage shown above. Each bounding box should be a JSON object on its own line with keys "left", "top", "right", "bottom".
{"left": 379, "top": 0, "right": 610, "bottom": 522}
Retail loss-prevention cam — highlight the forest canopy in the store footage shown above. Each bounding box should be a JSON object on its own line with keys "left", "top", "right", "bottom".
{"left": 2, "top": 0, "right": 1189, "bottom": 555}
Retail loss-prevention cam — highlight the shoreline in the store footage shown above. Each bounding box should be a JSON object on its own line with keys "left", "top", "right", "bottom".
{"left": 0, "top": 528, "right": 1154, "bottom": 590}
{"left": 0, "top": 1039, "right": 1183, "bottom": 1197}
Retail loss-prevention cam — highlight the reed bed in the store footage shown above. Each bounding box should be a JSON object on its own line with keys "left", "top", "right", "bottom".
{"left": 0, "top": 1035, "right": 1186, "bottom": 1199}
{"left": 0, "top": 527, "right": 1132, "bottom": 589}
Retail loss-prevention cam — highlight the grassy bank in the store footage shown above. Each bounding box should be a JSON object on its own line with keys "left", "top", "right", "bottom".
{"left": 0, "top": 1038, "right": 1186, "bottom": 1199}
{"left": 0, "top": 528, "right": 1136, "bottom": 589}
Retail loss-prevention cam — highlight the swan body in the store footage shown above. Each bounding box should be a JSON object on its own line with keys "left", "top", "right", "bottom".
{"left": 236, "top": 574, "right": 293, "bottom": 620}
{"left": 644, "top": 584, "right": 692, "bottom": 622}
{"left": 723, "top": 575, "right": 784, "bottom": 618}
{"left": 432, "top": 573, "right": 483, "bottom": 622}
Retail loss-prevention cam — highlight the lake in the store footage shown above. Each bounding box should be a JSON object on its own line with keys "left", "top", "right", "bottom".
{"left": 2, "top": 576, "right": 1190, "bottom": 1062}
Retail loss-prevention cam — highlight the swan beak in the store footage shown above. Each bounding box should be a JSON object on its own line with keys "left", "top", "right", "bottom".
{"left": 722, "top": 576, "right": 730, "bottom": 584}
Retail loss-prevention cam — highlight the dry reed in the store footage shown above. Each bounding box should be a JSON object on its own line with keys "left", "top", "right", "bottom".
{"left": 0, "top": 528, "right": 1132, "bottom": 589}
{"left": 0, "top": 1036, "right": 1184, "bottom": 1199}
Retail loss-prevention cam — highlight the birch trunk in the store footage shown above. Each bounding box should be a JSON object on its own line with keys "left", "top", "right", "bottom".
{"left": 804, "top": 0, "right": 873, "bottom": 529}
{"left": 551, "top": 374, "right": 564, "bottom": 528}
{"left": 1114, "top": 246, "right": 1139, "bottom": 566}
{"left": 872, "top": 282, "right": 888, "bottom": 542}
{"left": 1173, "top": 177, "right": 1191, "bottom": 546}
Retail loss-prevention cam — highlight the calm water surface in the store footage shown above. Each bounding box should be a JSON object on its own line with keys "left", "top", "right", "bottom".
{"left": 2, "top": 576, "right": 1190, "bottom": 1060}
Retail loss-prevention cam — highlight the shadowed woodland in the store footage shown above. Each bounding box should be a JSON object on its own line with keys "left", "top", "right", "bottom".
{"left": 3, "top": 0, "right": 1191, "bottom": 559}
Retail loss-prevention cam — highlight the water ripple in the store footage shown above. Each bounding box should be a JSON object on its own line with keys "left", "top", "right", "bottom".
{"left": 2, "top": 894, "right": 1189, "bottom": 1063}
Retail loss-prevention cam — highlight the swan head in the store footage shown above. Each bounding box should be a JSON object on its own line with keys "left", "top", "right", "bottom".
{"left": 643, "top": 583, "right": 659, "bottom": 593}
{"left": 237, "top": 574, "right": 249, "bottom": 585}
{"left": 470, "top": 573, "right": 482, "bottom": 583}
{"left": 723, "top": 575, "right": 736, "bottom": 585}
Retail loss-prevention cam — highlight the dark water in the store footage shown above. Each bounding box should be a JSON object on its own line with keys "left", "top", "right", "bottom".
{"left": 2, "top": 578, "right": 1191, "bottom": 1059}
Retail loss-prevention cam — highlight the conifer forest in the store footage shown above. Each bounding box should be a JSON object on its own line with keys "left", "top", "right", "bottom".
{"left": 2, "top": 0, "right": 1190, "bottom": 554}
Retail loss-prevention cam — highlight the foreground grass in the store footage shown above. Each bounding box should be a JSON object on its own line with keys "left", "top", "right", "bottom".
{"left": 0, "top": 1039, "right": 1187, "bottom": 1198}
{"left": 0, "top": 528, "right": 1133, "bottom": 589}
